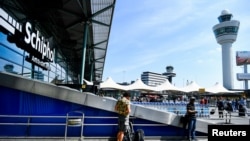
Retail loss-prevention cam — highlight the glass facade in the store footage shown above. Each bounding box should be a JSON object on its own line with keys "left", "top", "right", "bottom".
{"left": 0, "top": 32, "right": 70, "bottom": 84}
{"left": 213, "top": 26, "right": 239, "bottom": 38}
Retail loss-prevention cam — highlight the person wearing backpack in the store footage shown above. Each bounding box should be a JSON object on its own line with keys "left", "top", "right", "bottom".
{"left": 114, "top": 92, "right": 131, "bottom": 141}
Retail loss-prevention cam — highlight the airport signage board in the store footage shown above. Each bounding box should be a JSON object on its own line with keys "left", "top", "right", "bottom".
{"left": 23, "top": 21, "right": 54, "bottom": 62}
{"left": 236, "top": 51, "right": 250, "bottom": 66}
{"left": 236, "top": 73, "right": 250, "bottom": 80}
{"left": 0, "top": 8, "right": 53, "bottom": 70}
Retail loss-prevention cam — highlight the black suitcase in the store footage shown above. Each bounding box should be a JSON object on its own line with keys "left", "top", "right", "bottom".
{"left": 134, "top": 129, "right": 145, "bottom": 141}
{"left": 123, "top": 122, "right": 134, "bottom": 141}
{"left": 123, "top": 122, "right": 145, "bottom": 141}
{"left": 239, "top": 107, "right": 246, "bottom": 116}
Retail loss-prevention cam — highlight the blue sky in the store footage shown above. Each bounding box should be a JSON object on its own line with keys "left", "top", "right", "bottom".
{"left": 102, "top": 0, "right": 250, "bottom": 89}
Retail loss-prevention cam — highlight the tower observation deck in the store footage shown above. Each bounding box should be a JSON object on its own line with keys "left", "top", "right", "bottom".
{"left": 212, "top": 9, "right": 240, "bottom": 89}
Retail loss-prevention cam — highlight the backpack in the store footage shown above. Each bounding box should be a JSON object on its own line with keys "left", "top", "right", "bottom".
{"left": 218, "top": 101, "right": 224, "bottom": 110}
{"left": 226, "top": 103, "right": 233, "bottom": 112}
{"left": 115, "top": 98, "right": 129, "bottom": 116}
{"left": 134, "top": 129, "right": 145, "bottom": 141}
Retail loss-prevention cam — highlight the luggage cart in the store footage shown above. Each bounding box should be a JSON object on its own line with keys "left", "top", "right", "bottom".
{"left": 64, "top": 111, "right": 84, "bottom": 141}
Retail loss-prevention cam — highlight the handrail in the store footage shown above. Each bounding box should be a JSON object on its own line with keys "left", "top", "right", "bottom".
{"left": 0, "top": 115, "right": 168, "bottom": 126}
{"left": 0, "top": 115, "right": 116, "bottom": 118}
{"left": 0, "top": 114, "right": 247, "bottom": 127}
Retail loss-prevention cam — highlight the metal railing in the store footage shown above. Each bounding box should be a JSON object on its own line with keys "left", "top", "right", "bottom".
{"left": 0, "top": 115, "right": 167, "bottom": 127}
{"left": 0, "top": 113, "right": 168, "bottom": 140}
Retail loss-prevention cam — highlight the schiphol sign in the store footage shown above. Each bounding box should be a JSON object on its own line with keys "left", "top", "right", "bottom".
{"left": 0, "top": 8, "right": 54, "bottom": 70}
{"left": 24, "top": 22, "right": 54, "bottom": 62}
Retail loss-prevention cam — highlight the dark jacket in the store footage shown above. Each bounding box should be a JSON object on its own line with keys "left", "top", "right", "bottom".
{"left": 217, "top": 101, "right": 224, "bottom": 110}
{"left": 186, "top": 103, "right": 196, "bottom": 118}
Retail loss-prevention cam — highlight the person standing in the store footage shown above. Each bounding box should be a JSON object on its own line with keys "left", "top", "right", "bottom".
{"left": 240, "top": 96, "right": 247, "bottom": 109}
{"left": 217, "top": 97, "right": 224, "bottom": 118}
{"left": 114, "top": 92, "right": 131, "bottom": 141}
{"left": 186, "top": 97, "right": 198, "bottom": 141}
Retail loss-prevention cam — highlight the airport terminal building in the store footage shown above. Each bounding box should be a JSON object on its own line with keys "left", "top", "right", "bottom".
{"left": 0, "top": 0, "right": 115, "bottom": 90}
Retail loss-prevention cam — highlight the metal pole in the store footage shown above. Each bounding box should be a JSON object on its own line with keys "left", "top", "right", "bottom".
{"left": 64, "top": 113, "right": 68, "bottom": 141}
{"left": 80, "top": 22, "right": 89, "bottom": 91}
{"left": 79, "top": 113, "right": 84, "bottom": 141}
{"left": 244, "top": 64, "right": 248, "bottom": 89}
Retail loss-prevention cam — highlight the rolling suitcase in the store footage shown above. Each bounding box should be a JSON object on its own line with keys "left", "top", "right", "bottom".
{"left": 134, "top": 129, "right": 145, "bottom": 141}
{"left": 123, "top": 122, "right": 145, "bottom": 141}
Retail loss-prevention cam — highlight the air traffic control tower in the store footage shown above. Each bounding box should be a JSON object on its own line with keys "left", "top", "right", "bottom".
{"left": 212, "top": 10, "right": 240, "bottom": 89}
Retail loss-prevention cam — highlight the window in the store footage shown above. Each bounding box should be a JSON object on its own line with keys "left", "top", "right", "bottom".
{"left": 213, "top": 26, "right": 238, "bottom": 37}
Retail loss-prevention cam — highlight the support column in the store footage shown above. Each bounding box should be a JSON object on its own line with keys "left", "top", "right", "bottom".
{"left": 221, "top": 42, "right": 233, "bottom": 89}
{"left": 80, "top": 22, "right": 89, "bottom": 86}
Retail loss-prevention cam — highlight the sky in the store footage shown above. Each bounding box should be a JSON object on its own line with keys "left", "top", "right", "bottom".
{"left": 102, "top": 0, "right": 250, "bottom": 89}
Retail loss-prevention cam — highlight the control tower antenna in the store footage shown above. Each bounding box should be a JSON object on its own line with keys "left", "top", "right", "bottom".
{"left": 212, "top": 9, "right": 240, "bottom": 89}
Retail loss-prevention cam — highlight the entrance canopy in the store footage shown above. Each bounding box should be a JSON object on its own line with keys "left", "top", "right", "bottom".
{"left": 179, "top": 81, "right": 203, "bottom": 93}
{"left": 125, "top": 78, "right": 157, "bottom": 91}
{"left": 99, "top": 77, "right": 243, "bottom": 94}
{"left": 100, "top": 77, "right": 127, "bottom": 91}
{"left": 155, "top": 79, "right": 183, "bottom": 92}
{"left": 205, "top": 82, "right": 242, "bottom": 94}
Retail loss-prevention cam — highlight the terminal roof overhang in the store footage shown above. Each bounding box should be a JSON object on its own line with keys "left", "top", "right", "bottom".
{"left": 1, "top": 0, "right": 116, "bottom": 83}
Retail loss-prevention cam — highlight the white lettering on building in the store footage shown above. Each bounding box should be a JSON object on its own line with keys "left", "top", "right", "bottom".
{"left": 24, "top": 22, "right": 54, "bottom": 62}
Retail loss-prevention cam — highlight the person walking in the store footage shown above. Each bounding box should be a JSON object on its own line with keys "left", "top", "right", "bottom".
{"left": 114, "top": 92, "right": 131, "bottom": 141}
{"left": 186, "top": 97, "right": 198, "bottom": 141}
